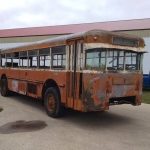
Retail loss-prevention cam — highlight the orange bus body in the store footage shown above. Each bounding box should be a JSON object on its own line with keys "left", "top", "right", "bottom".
{"left": 0, "top": 30, "right": 145, "bottom": 117}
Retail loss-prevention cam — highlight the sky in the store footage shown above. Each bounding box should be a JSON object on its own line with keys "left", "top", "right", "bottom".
{"left": 0, "top": 0, "right": 150, "bottom": 29}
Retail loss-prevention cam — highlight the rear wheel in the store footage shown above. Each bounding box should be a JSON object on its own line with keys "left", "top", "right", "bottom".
{"left": 1, "top": 78, "right": 9, "bottom": 97}
{"left": 44, "top": 87, "right": 64, "bottom": 118}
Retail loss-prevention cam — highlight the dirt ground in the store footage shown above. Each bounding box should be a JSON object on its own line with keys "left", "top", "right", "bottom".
{"left": 0, "top": 94, "right": 150, "bottom": 150}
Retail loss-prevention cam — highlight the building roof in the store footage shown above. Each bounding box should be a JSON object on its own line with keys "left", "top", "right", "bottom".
{"left": 0, "top": 18, "right": 150, "bottom": 38}
{"left": 1, "top": 30, "right": 145, "bottom": 53}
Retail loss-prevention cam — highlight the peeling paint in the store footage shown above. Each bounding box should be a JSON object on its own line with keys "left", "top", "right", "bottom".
{"left": 12, "top": 80, "right": 18, "bottom": 92}
{"left": 84, "top": 43, "right": 145, "bottom": 52}
{"left": 0, "top": 29, "right": 144, "bottom": 113}
{"left": 82, "top": 72, "right": 142, "bottom": 111}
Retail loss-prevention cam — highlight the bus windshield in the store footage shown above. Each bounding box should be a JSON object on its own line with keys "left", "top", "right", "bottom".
{"left": 85, "top": 48, "right": 143, "bottom": 71}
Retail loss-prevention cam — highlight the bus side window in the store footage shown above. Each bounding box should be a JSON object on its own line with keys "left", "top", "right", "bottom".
{"left": 28, "top": 50, "right": 38, "bottom": 68}
{"left": 6, "top": 53, "right": 12, "bottom": 67}
{"left": 1, "top": 54, "right": 6, "bottom": 67}
{"left": 39, "top": 48, "right": 51, "bottom": 68}
{"left": 51, "top": 46, "right": 66, "bottom": 69}
{"left": 19, "top": 51, "right": 28, "bottom": 68}
{"left": 12, "top": 52, "right": 19, "bottom": 68}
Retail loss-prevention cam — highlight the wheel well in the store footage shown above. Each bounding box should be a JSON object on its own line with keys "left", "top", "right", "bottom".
{"left": 1, "top": 74, "right": 7, "bottom": 85}
{"left": 42, "top": 79, "right": 60, "bottom": 100}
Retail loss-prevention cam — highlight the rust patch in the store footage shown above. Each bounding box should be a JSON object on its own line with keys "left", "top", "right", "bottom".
{"left": 0, "top": 120, "right": 47, "bottom": 134}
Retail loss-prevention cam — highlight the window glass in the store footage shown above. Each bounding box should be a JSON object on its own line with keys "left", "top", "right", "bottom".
{"left": 1, "top": 54, "right": 6, "bottom": 67}
{"left": 12, "top": 52, "right": 19, "bottom": 67}
{"left": 107, "top": 51, "right": 118, "bottom": 70}
{"left": 19, "top": 51, "right": 28, "bottom": 67}
{"left": 39, "top": 48, "right": 50, "bottom": 68}
{"left": 52, "top": 54, "right": 66, "bottom": 68}
{"left": 6, "top": 53, "right": 12, "bottom": 67}
{"left": 28, "top": 56, "right": 38, "bottom": 68}
{"left": 86, "top": 49, "right": 106, "bottom": 70}
{"left": 107, "top": 51, "right": 124, "bottom": 70}
{"left": 39, "top": 48, "right": 50, "bottom": 55}
{"left": 28, "top": 50, "right": 37, "bottom": 56}
{"left": 53, "top": 60, "right": 57, "bottom": 66}
{"left": 51, "top": 46, "right": 66, "bottom": 69}
{"left": 125, "top": 52, "right": 138, "bottom": 70}
{"left": 28, "top": 50, "right": 38, "bottom": 68}
{"left": 85, "top": 48, "right": 141, "bottom": 71}
{"left": 32, "top": 57, "right": 37, "bottom": 67}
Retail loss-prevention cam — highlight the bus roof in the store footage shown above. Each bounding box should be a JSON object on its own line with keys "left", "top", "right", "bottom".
{"left": 0, "top": 29, "right": 145, "bottom": 54}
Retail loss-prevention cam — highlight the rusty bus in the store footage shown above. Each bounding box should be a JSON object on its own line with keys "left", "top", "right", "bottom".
{"left": 0, "top": 30, "right": 145, "bottom": 117}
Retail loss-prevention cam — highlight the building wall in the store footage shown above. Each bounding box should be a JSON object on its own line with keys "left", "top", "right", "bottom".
{"left": 0, "top": 34, "right": 63, "bottom": 43}
{"left": 142, "top": 37, "right": 150, "bottom": 74}
{"left": 118, "top": 29, "right": 150, "bottom": 37}
{"left": 118, "top": 30, "right": 150, "bottom": 74}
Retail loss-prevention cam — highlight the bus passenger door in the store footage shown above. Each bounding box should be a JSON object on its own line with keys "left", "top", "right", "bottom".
{"left": 18, "top": 52, "right": 28, "bottom": 95}
{"left": 66, "top": 40, "right": 83, "bottom": 111}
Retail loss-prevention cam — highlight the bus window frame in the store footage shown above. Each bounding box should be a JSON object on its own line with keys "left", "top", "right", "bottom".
{"left": 6, "top": 53, "right": 12, "bottom": 67}
{"left": 28, "top": 50, "right": 38, "bottom": 68}
{"left": 39, "top": 47, "right": 51, "bottom": 69}
{"left": 12, "top": 52, "right": 19, "bottom": 68}
{"left": 51, "top": 45, "right": 66, "bottom": 70}
{"left": 1, "top": 54, "right": 6, "bottom": 67}
{"left": 84, "top": 48, "right": 143, "bottom": 72}
{"left": 19, "top": 51, "right": 28, "bottom": 68}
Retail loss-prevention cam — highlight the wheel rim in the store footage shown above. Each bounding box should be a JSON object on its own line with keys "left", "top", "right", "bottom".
{"left": 47, "top": 93, "right": 55, "bottom": 112}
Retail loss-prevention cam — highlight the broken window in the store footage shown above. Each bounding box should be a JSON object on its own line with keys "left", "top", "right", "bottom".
{"left": 85, "top": 48, "right": 142, "bottom": 71}
{"left": 28, "top": 50, "right": 38, "bottom": 68}
{"left": 19, "top": 51, "right": 28, "bottom": 67}
{"left": 107, "top": 50, "right": 119, "bottom": 70}
{"left": 6, "top": 53, "right": 12, "bottom": 67}
{"left": 12, "top": 52, "right": 19, "bottom": 67}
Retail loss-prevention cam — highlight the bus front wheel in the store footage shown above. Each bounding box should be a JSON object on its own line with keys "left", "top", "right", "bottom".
{"left": 1, "top": 78, "right": 9, "bottom": 97}
{"left": 44, "top": 87, "right": 63, "bottom": 118}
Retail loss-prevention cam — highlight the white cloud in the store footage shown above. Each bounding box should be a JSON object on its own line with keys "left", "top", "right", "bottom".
{"left": 0, "top": 0, "right": 150, "bottom": 29}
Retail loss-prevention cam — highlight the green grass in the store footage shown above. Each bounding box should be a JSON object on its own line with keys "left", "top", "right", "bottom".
{"left": 142, "top": 91, "right": 150, "bottom": 104}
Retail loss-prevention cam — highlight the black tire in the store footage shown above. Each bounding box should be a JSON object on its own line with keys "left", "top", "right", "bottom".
{"left": 44, "top": 87, "right": 64, "bottom": 118}
{"left": 1, "top": 78, "right": 9, "bottom": 97}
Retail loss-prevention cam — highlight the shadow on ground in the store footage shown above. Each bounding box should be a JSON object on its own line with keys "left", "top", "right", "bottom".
{"left": 6, "top": 93, "right": 133, "bottom": 130}
{"left": 60, "top": 109, "right": 133, "bottom": 130}
{"left": 8, "top": 92, "right": 45, "bottom": 113}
